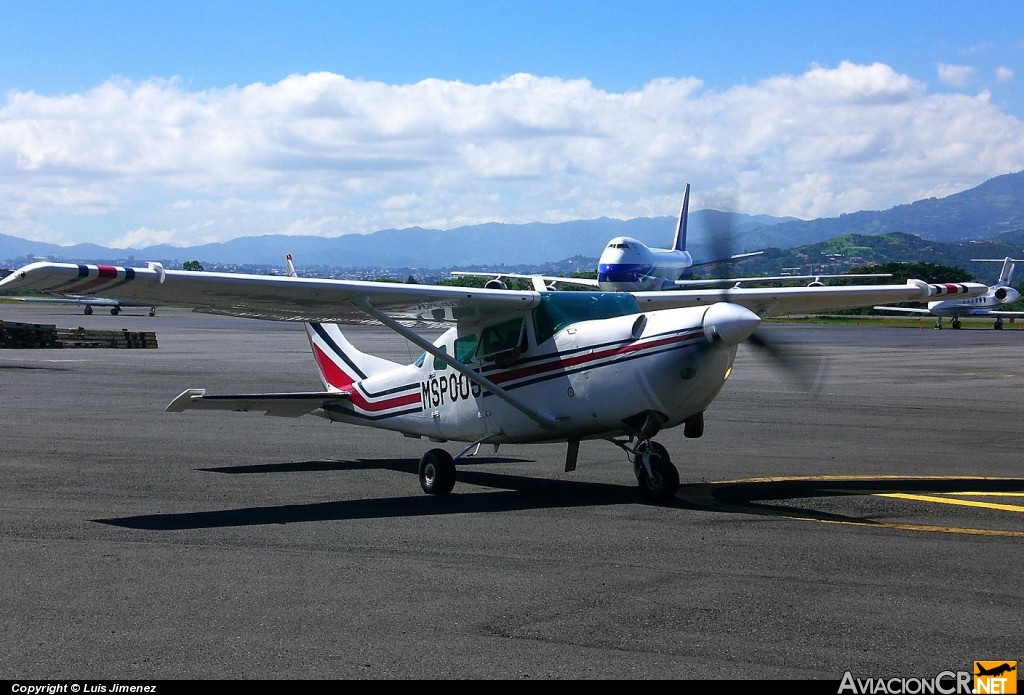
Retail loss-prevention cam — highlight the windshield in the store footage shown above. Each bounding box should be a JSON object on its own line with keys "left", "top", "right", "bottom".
{"left": 532, "top": 292, "right": 640, "bottom": 344}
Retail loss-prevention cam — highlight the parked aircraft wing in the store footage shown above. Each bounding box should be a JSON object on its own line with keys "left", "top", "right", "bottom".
{"left": 632, "top": 281, "right": 987, "bottom": 318}
{"left": 0, "top": 262, "right": 541, "bottom": 324}
{"left": 0, "top": 262, "right": 986, "bottom": 324}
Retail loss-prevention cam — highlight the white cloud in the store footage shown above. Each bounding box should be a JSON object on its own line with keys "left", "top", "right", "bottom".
{"left": 936, "top": 63, "right": 976, "bottom": 88}
{"left": 108, "top": 226, "right": 181, "bottom": 249}
{"left": 1, "top": 62, "right": 1023, "bottom": 247}
{"left": 995, "top": 66, "right": 1014, "bottom": 82}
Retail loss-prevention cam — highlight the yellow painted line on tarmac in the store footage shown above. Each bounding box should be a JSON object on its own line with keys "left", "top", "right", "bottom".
{"left": 798, "top": 518, "right": 1024, "bottom": 538}
{"left": 945, "top": 492, "right": 1024, "bottom": 497}
{"left": 878, "top": 493, "right": 1024, "bottom": 513}
{"left": 693, "top": 475, "right": 1024, "bottom": 537}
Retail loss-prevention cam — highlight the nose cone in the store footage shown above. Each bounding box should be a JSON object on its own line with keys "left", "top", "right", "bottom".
{"left": 702, "top": 302, "right": 761, "bottom": 346}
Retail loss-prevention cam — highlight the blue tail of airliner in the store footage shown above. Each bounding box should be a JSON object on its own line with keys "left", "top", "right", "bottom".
{"left": 671, "top": 183, "right": 690, "bottom": 252}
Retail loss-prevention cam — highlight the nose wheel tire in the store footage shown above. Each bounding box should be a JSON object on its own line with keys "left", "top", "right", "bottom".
{"left": 634, "top": 441, "right": 679, "bottom": 503}
{"left": 419, "top": 448, "right": 456, "bottom": 495}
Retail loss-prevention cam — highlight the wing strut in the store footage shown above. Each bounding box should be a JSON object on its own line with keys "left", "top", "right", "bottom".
{"left": 354, "top": 297, "right": 562, "bottom": 430}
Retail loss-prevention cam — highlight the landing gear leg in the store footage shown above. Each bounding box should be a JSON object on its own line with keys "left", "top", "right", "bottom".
{"left": 418, "top": 448, "right": 456, "bottom": 495}
{"left": 994, "top": 318, "right": 1004, "bottom": 330}
{"left": 633, "top": 440, "right": 679, "bottom": 504}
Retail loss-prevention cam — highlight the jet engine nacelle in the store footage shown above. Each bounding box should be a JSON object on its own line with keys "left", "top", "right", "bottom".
{"left": 484, "top": 279, "right": 508, "bottom": 290}
{"left": 994, "top": 287, "right": 1008, "bottom": 301}
{"left": 807, "top": 280, "right": 824, "bottom": 287}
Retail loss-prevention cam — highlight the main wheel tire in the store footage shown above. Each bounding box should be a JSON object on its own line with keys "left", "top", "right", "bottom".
{"left": 419, "top": 448, "right": 456, "bottom": 495}
{"left": 84, "top": 306, "right": 93, "bottom": 315}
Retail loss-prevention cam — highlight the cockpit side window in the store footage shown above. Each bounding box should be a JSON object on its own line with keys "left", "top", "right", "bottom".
{"left": 477, "top": 317, "right": 525, "bottom": 361}
{"left": 432, "top": 344, "right": 449, "bottom": 371}
{"left": 454, "top": 333, "right": 479, "bottom": 364}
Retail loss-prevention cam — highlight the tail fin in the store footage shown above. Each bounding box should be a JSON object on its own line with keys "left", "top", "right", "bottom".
{"left": 971, "top": 257, "right": 1024, "bottom": 287}
{"left": 305, "top": 322, "right": 401, "bottom": 390}
{"left": 671, "top": 183, "right": 690, "bottom": 252}
{"left": 285, "top": 253, "right": 401, "bottom": 390}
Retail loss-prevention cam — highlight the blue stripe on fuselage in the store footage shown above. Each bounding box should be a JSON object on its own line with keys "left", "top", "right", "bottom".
{"left": 598, "top": 263, "right": 654, "bottom": 283}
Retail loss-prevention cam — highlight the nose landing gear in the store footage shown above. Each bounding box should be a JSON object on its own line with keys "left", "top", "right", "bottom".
{"left": 633, "top": 440, "right": 679, "bottom": 504}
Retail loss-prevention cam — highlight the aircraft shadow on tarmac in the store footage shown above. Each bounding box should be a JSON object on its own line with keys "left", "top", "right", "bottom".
{"left": 197, "top": 457, "right": 533, "bottom": 475}
{"left": 93, "top": 462, "right": 1024, "bottom": 531}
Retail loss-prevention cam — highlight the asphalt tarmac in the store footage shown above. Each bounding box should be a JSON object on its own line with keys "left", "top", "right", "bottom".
{"left": 1, "top": 305, "right": 1021, "bottom": 680}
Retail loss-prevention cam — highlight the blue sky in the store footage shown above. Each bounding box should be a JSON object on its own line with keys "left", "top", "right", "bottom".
{"left": 1, "top": 0, "right": 1022, "bottom": 248}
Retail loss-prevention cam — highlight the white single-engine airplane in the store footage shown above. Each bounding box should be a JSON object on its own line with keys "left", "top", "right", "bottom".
{"left": 0, "top": 257, "right": 985, "bottom": 503}
{"left": 453, "top": 184, "right": 891, "bottom": 292}
{"left": 13, "top": 294, "right": 158, "bottom": 316}
{"left": 873, "top": 257, "right": 1024, "bottom": 329}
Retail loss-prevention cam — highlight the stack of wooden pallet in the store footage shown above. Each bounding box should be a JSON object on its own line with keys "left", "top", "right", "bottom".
{"left": 0, "top": 321, "right": 58, "bottom": 348}
{"left": 0, "top": 321, "right": 158, "bottom": 349}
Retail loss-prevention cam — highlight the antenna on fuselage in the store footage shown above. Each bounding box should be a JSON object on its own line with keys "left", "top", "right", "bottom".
{"left": 671, "top": 183, "right": 690, "bottom": 253}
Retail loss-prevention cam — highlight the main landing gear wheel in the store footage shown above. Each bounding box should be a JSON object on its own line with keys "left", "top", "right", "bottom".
{"left": 634, "top": 441, "right": 679, "bottom": 504}
{"left": 951, "top": 317, "right": 961, "bottom": 330}
{"left": 110, "top": 307, "right": 120, "bottom": 316}
{"left": 84, "top": 306, "right": 93, "bottom": 315}
{"left": 419, "top": 448, "right": 456, "bottom": 495}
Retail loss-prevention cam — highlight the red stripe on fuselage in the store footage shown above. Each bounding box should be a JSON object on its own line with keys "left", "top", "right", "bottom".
{"left": 311, "top": 343, "right": 420, "bottom": 413}
{"left": 491, "top": 330, "right": 699, "bottom": 385}
{"left": 313, "top": 344, "right": 355, "bottom": 389}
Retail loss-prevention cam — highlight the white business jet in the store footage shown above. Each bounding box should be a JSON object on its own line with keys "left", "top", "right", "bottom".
{"left": 874, "top": 257, "right": 1023, "bottom": 329}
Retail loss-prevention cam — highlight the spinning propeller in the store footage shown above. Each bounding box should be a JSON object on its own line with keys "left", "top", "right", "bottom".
{"left": 698, "top": 192, "right": 829, "bottom": 396}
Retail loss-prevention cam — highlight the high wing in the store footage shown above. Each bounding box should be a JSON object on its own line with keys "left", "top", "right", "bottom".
{"left": 634, "top": 280, "right": 987, "bottom": 317}
{"left": 0, "top": 262, "right": 541, "bottom": 324}
{"left": 0, "top": 261, "right": 986, "bottom": 322}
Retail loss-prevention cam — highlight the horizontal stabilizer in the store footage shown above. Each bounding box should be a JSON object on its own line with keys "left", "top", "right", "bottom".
{"left": 166, "top": 388, "right": 351, "bottom": 418}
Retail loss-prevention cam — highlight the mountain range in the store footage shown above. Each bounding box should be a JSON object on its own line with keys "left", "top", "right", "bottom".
{"left": 3, "top": 171, "right": 1024, "bottom": 272}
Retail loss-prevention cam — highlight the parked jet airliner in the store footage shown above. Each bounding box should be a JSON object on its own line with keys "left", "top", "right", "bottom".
{"left": 454, "top": 184, "right": 889, "bottom": 292}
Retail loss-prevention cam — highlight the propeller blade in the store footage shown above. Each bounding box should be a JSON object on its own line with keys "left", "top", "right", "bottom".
{"left": 744, "top": 328, "right": 829, "bottom": 396}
